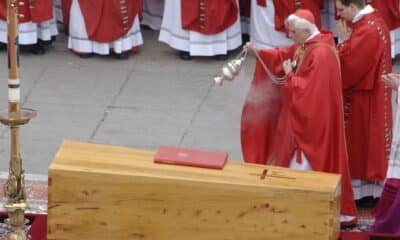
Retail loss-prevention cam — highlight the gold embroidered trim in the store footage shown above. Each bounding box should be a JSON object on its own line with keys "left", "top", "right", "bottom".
{"left": 367, "top": 19, "right": 392, "bottom": 160}
{"left": 120, "top": 0, "right": 129, "bottom": 30}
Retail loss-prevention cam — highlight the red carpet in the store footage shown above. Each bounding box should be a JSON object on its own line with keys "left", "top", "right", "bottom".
{"left": 0, "top": 212, "right": 47, "bottom": 240}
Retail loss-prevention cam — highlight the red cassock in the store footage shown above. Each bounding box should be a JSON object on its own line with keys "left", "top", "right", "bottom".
{"left": 0, "top": 0, "right": 53, "bottom": 23}
{"left": 255, "top": 0, "right": 322, "bottom": 31}
{"left": 61, "top": 0, "right": 142, "bottom": 43}
{"left": 338, "top": 12, "right": 392, "bottom": 182}
{"left": 369, "top": 0, "right": 400, "bottom": 30}
{"left": 241, "top": 32, "right": 357, "bottom": 217}
{"left": 239, "top": 0, "right": 251, "bottom": 18}
{"left": 181, "top": 0, "right": 238, "bottom": 35}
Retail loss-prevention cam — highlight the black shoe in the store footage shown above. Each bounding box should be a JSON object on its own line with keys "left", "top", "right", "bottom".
{"left": 78, "top": 53, "right": 94, "bottom": 58}
{"left": 0, "top": 42, "right": 6, "bottom": 51}
{"left": 355, "top": 196, "right": 376, "bottom": 208}
{"left": 31, "top": 43, "right": 46, "bottom": 55}
{"left": 39, "top": 39, "right": 53, "bottom": 46}
{"left": 215, "top": 54, "right": 228, "bottom": 61}
{"left": 242, "top": 34, "right": 250, "bottom": 43}
{"left": 179, "top": 51, "right": 192, "bottom": 60}
{"left": 114, "top": 52, "right": 130, "bottom": 59}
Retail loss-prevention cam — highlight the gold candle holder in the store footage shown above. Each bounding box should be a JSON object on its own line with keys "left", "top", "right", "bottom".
{"left": 0, "top": 0, "right": 37, "bottom": 239}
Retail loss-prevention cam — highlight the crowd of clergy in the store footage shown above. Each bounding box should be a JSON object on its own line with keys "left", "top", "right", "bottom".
{"left": 2, "top": 0, "right": 400, "bottom": 234}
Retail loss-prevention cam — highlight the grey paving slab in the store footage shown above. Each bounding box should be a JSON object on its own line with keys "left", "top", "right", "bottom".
{"left": 131, "top": 29, "right": 227, "bottom": 74}
{"left": 27, "top": 63, "right": 129, "bottom": 107}
{"left": 114, "top": 70, "right": 213, "bottom": 111}
{"left": 1, "top": 102, "right": 105, "bottom": 141}
{"left": 0, "top": 102, "right": 106, "bottom": 174}
{"left": 0, "top": 56, "right": 48, "bottom": 108}
{"left": 179, "top": 74, "right": 253, "bottom": 161}
{"left": 0, "top": 138, "right": 63, "bottom": 174}
{"left": 93, "top": 108, "right": 193, "bottom": 150}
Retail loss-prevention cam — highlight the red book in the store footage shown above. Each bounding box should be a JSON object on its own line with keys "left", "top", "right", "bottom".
{"left": 154, "top": 145, "right": 228, "bottom": 170}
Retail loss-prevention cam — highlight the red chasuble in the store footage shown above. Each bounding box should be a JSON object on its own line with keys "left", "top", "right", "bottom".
{"left": 241, "top": 32, "right": 357, "bottom": 217}
{"left": 181, "top": 0, "right": 238, "bottom": 35}
{"left": 370, "top": 0, "right": 400, "bottom": 30}
{"left": 0, "top": 0, "right": 53, "bottom": 23}
{"left": 338, "top": 12, "right": 392, "bottom": 182}
{"left": 62, "top": 0, "right": 142, "bottom": 43}
{"left": 272, "top": 0, "right": 322, "bottom": 31}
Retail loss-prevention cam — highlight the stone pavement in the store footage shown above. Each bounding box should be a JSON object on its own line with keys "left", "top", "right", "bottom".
{"left": 0, "top": 28, "right": 255, "bottom": 176}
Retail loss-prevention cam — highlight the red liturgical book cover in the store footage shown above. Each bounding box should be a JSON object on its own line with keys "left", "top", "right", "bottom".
{"left": 154, "top": 145, "right": 228, "bottom": 170}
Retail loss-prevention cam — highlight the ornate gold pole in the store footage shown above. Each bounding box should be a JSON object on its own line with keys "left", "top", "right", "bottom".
{"left": 0, "top": 0, "right": 36, "bottom": 239}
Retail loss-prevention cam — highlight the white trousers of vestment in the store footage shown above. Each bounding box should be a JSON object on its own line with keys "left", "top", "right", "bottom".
{"left": 159, "top": 0, "right": 242, "bottom": 56}
{"left": 241, "top": 16, "right": 250, "bottom": 35}
{"left": 390, "top": 28, "right": 400, "bottom": 58}
{"left": 54, "top": 0, "right": 63, "bottom": 23}
{"left": 386, "top": 87, "right": 400, "bottom": 179}
{"left": 351, "top": 180, "right": 383, "bottom": 200}
{"left": 0, "top": 10, "right": 58, "bottom": 45}
{"left": 290, "top": 150, "right": 355, "bottom": 223}
{"left": 142, "top": 0, "right": 164, "bottom": 31}
{"left": 68, "top": 0, "right": 143, "bottom": 55}
{"left": 249, "top": 0, "right": 293, "bottom": 49}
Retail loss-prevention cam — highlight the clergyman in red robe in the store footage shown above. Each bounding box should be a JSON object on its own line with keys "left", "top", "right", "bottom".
{"left": 336, "top": 0, "right": 392, "bottom": 201}
{"left": 0, "top": 0, "right": 57, "bottom": 54}
{"left": 367, "top": 0, "right": 400, "bottom": 31}
{"left": 159, "top": 0, "right": 242, "bottom": 60}
{"left": 62, "top": 0, "right": 143, "bottom": 58}
{"left": 241, "top": 9, "right": 357, "bottom": 224}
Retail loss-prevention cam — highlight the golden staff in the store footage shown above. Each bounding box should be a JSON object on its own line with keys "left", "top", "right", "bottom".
{"left": 0, "top": 0, "right": 37, "bottom": 239}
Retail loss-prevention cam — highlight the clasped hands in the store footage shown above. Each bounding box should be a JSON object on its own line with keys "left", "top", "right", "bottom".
{"left": 382, "top": 73, "right": 400, "bottom": 90}
{"left": 336, "top": 19, "right": 352, "bottom": 42}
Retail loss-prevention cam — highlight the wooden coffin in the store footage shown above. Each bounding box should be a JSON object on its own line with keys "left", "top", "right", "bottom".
{"left": 48, "top": 140, "right": 341, "bottom": 240}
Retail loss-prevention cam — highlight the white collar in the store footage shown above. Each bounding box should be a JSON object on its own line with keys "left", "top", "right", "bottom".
{"left": 353, "top": 5, "right": 374, "bottom": 23}
{"left": 305, "top": 30, "right": 320, "bottom": 42}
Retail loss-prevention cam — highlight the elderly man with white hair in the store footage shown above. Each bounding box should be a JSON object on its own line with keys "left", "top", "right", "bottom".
{"left": 242, "top": 9, "right": 357, "bottom": 226}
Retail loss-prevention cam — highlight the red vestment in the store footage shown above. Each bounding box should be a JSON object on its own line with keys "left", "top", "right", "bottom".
{"left": 338, "top": 12, "right": 392, "bottom": 181}
{"left": 241, "top": 32, "right": 357, "bottom": 217}
{"left": 62, "top": 0, "right": 142, "bottom": 43}
{"left": 181, "top": 0, "right": 238, "bottom": 35}
{"left": 370, "top": 0, "right": 400, "bottom": 30}
{"left": 0, "top": 0, "right": 53, "bottom": 23}
{"left": 239, "top": 0, "right": 250, "bottom": 18}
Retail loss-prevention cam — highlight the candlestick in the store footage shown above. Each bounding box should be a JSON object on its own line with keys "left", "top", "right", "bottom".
{"left": 0, "top": 1, "right": 37, "bottom": 239}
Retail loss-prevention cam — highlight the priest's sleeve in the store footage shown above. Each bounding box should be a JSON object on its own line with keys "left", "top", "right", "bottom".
{"left": 241, "top": 46, "right": 294, "bottom": 164}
